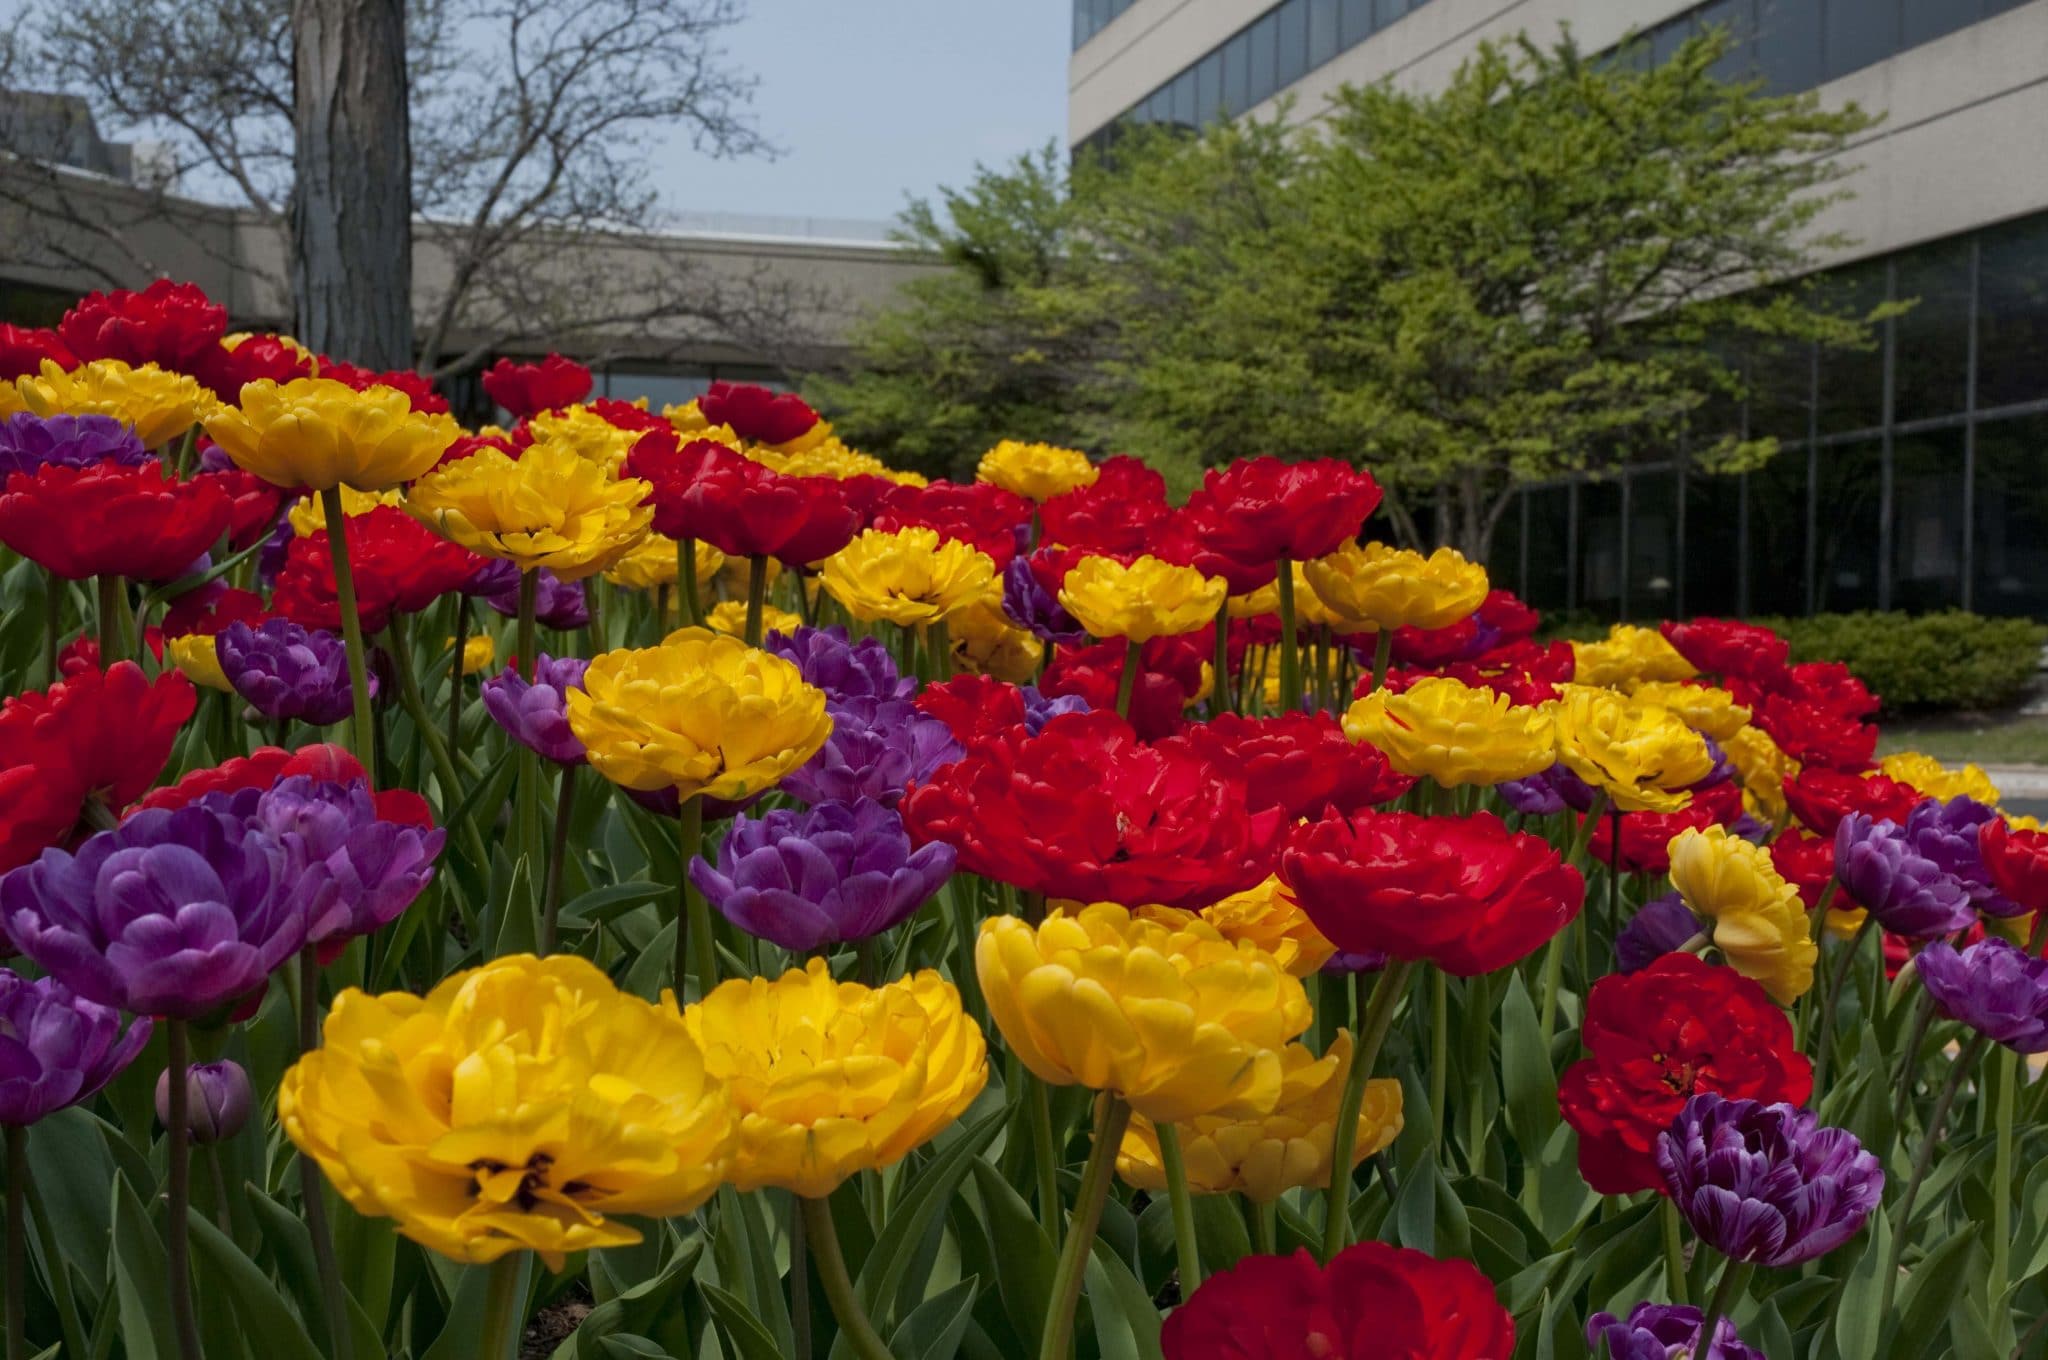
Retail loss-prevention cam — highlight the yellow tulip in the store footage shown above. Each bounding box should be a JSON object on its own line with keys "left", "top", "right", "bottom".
{"left": 947, "top": 594, "right": 1044, "bottom": 684}
{"left": 818, "top": 527, "right": 995, "bottom": 627}
{"left": 684, "top": 960, "right": 987, "bottom": 1197}
{"left": 1133, "top": 875, "right": 1336, "bottom": 978}
{"left": 167, "top": 634, "right": 232, "bottom": 692}
{"left": 1880, "top": 751, "right": 2001, "bottom": 806}
{"left": 1551, "top": 684, "right": 1715, "bottom": 813}
{"left": 278, "top": 954, "right": 734, "bottom": 1270}
{"left": 766, "top": 435, "right": 926, "bottom": 486}
{"left": 603, "top": 531, "right": 726, "bottom": 593}
{"left": 1626, "top": 679, "right": 1752, "bottom": 742}
{"left": 287, "top": 485, "right": 403, "bottom": 537}
{"left": 975, "top": 439, "right": 1098, "bottom": 502}
{"left": 1115, "top": 1033, "right": 1402, "bottom": 1202}
{"left": 19, "top": 358, "right": 218, "bottom": 451}
{"left": 1225, "top": 562, "right": 1336, "bottom": 626}
{"left": 406, "top": 439, "right": 652, "bottom": 581}
{"left": 447, "top": 633, "right": 495, "bottom": 676}
{"left": 565, "top": 629, "right": 831, "bottom": 798}
{"left": 1668, "top": 827, "right": 1815, "bottom": 1005}
{"left": 201, "top": 376, "right": 457, "bottom": 490}
{"left": 1571, "top": 624, "right": 1699, "bottom": 688}
{"left": 1300, "top": 541, "right": 1489, "bottom": 632}
{"left": 1059, "top": 555, "right": 1227, "bottom": 643}
{"left": 704, "top": 598, "right": 803, "bottom": 639}
{"left": 976, "top": 903, "right": 1311, "bottom": 1123}
{"left": 521, "top": 404, "right": 641, "bottom": 472}
{"left": 1724, "top": 724, "right": 1799, "bottom": 826}
{"left": 1342, "top": 676, "right": 1555, "bottom": 788}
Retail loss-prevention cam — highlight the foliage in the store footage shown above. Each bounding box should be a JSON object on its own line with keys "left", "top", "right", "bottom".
{"left": 1764, "top": 610, "right": 2048, "bottom": 713}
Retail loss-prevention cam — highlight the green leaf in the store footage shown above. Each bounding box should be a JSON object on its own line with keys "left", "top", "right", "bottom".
{"left": 185, "top": 1213, "right": 325, "bottom": 1360}
{"left": 554, "top": 881, "right": 669, "bottom": 932}
{"left": 967, "top": 1159, "right": 1058, "bottom": 1347}
{"left": 108, "top": 1174, "right": 171, "bottom": 1360}
{"left": 887, "top": 1275, "right": 980, "bottom": 1360}
{"left": 701, "top": 1282, "right": 786, "bottom": 1360}
{"left": 1949, "top": 1289, "right": 2000, "bottom": 1359}
{"left": 1499, "top": 974, "right": 1557, "bottom": 1156}
{"left": 421, "top": 1255, "right": 531, "bottom": 1360}
{"left": 1393, "top": 1150, "right": 1436, "bottom": 1252}
{"left": 852, "top": 1108, "right": 1004, "bottom": 1328}
{"left": 1834, "top": 1204, "right": 1890, "bottom": 1360}
{"left": 1893, "top": 1229, "right": 1982, "bottom": 1359}
{"left": 552, "top": 1238, "right": 703, "bottom": 1359}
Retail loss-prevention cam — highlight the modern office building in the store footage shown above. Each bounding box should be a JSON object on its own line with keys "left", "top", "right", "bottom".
{"left": 1071, "top": 1, "right": 2048, "bottom": 621}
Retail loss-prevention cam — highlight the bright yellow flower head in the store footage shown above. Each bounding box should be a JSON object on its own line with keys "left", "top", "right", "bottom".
{"left": 684, "top": 960, "right": 987, "bottom": 1197}
{"left": 278, "top": 954, "right": 734, "bottom": 1270}
{"left": 19, "top": 358, "right": 218, "bottom": 451}
{"left": 948, "top": 595, "right": 1044, "bottom": 683}
{"left": 664, "top": 399, "right": 711, "bottom": 434}
{"left": 1626, "top": 679, "right": 1751, "bottom": 743}
{"left": 1572, "top": 624, "right": 1699, "bottom": 689}
{"left": 1115, "top": 1032, "right": 1402, "bottom": 1203}
{"left": 1342, "top": 676, "right": 1555, "bottom": 788}
{"left": 201, "top": 376, "right": 456, "bottom": 491}
{"left": 1225, "top": 562, "right": 1335, "bottom": 626}
{"left": 566, "top": 630, "right": 832, "bottom": 798}
{"left": 1135, "top": 875, "right": 1336, "bottom": 978}
{"left": 765, "top": 435, "right": 927, "bottom": 486}
{"left": 287, "top": 485, "right": 403, "bottom": 536}
{"left": 1058, "top": 554, "right": 1226, "bottom": 643}
{"left": 167, "top": 634, "right": 232, "bottom": 692}
{"left": 521, "top": 405, "right": 642, "bottom": 472}
{"left": 1724, "top": 724, "right": 1799, "bottom": 827}
{"left": 603, "top": 532, "right": 726, "bottom": 592}
{"left": 705, "top": 598, "right": 804, "bottom": 640}
{"left": 406, "top": 440, "right": 652, "bottom": 581}
{"left": 1880, "top": 752, "right": 2001, "bottom": 806}
{"left": 975, "top": 440, "right": 1099, "bottom": 502}
{"left": 449, "top": 633, "right": 496, "bottom": 676}
{"left": 1668, "top": 827, "right": 1816, "bottom": 1005}
{"left": 1550, "top": 684, "right": 1715, "bottom": 813}
{"left": 819, "top": 527, "right": 996, "bottom": 627}
{"left": 1300, "top": 541, "right": 1489, "bottom": 633}
{"left": 976, "top": 903, "right": 1312, "bottom": 1124}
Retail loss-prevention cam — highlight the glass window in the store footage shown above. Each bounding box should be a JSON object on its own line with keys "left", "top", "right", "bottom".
{"left": 1973, "top": 413, "right": 2048, "bottom": 617}
{"left": 1376, "top": 0, "right": 1410, "bottom": 28}
{"left": 1277, "top": 0, "right": 1310, "bottom": 88}
{"left": 1890, "top": 428, "right": 1966, "bottom": 612}
{"left": 1814, "top": 263, "right": 1887, "bottom": 435}
{"left": 1195, "top": 52, "right": 1224, "bottom": 125}
{"left": 1755, "top": 0, "right": 1823, "bottom": 93}
{"left": 1147, "top": 86, "right": 1173, "bottom": 126}
{"left": 1223, "top": 34, "right": 1251, "bottom": 115}
{"left": 1247, "top": 13, "right": 1280, "bottom": 106}
{"left": 1904, "top": 0, "right": 1980, "bottom": 49}
{"left": 1170, "top": 70, "right": 1197, "bottom": 129}
{"left": 1976, "top": 213, "right": 2048, "bottom": 411}
{"left": 1627, "top": 468, "right": 1681, "bottom": 620}
{"left": 1821, "top": 0, "right": 1899, "bottom": 82}
{"left": 1579, "top": 478, "right": 1625, "bottom": 621}
{"left": 1341, "top": 0, "right": 1375, "bottom": 46}
{"left": 1683, "top": 467, "right": 1743, "bottom": 618}
{"left": 1891, "top": 236, "right": 1972, "bottom": 423}
{"left": 1811, "top": 441, "right": 1882, "bottom": 612}
{"left": 1747, "top": 447, "right": 1811, "bottom": 616}
{"left": 1748, "top": 336, "right": 1815, "bottom": 442}
{"left": 1651, "top": 19, "right": 1692, "bottom": 68}
{"left": 1310, "top": 0, "right": 1342, "bottom": 68}
{"left": 1525, "top": 485, "right": 1573, "bottom": 612}
{"left": 604, "top": 369, "right": 711, "bottom": 409}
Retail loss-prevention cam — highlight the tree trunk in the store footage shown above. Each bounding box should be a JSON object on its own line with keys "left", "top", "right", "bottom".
{"left": 291, "top": 0, "right": 412, "bottom": 369}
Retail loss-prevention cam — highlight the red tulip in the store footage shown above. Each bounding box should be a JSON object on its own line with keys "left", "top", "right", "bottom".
{"left": 1589, "top": 781, "right": 1745, "bottom": 874}
{"left": 0, "top": 461, "right": 231, "bottom": 581}
{"left": 1156, "top": 710, "right": 1413, "bottom": 820}
{"left": 191, "top": 334, "right": 317, "bottom": 398}
{"left": 0, "top": 324, "right": 77, "bottom": 380}
{"left": 480, "top": 354, "right": 593, "bottom": 418}
{"left": 1041, "top": 632, "right": 1208, "bottom": 740}
{"left": 0, "top": 662, "right": 194, "bottom": 848}
{"left": 272, "top": 505, "right": 482, "bottom": 634}
{"left": 58, "top": 280, "right": 226, "bottom": 373}
{"left": 1179, "top": 456, "right": 1383, "bottom": 565}
{"left": 1660, "top": 616, "right": 1791, "bottom": 682}
{"left": 317, "top": 359, "right": 448, "bottom": 414}
{"left": 1781, "top": 768, "right": 1924, "bottom": 837}
{"left": 1981, "top": 818, "right": 2048, "bottom": 916}
{"left": 872, "top": 480, "right": 1029, "bottom": 567}
{"left": 1038, "top": 475, "right": 1171, "bottom": 555}
{"left": 697, "top": 379, "right": 818, "bottom": 445}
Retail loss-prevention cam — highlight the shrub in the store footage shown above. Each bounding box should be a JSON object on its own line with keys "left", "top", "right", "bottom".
{"left": 1757, "top": 610, "right": 2046, "bottom": 713}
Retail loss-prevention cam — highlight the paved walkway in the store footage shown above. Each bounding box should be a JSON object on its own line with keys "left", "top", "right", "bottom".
{"left": 1986, "top": 765, "right": 2048, "bottom": 819}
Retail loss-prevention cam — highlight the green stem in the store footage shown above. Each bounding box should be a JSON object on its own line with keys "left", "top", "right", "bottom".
{"left": 320, "top": 488, "right": 377, "bottom": 773}
{"left": 164, "top": 1021, "right": 203, "bottom": 1360}
{"left": 678, "top": 537, "right": 702, "bottom": 627}
{"left": 1254, "top": 1199, "right": 1278, "bottom": 1257}
{"left": 745, "top": 554, "right": 769, "bottom": 647}
{"left": 540, "top": 771, "right": 577, "bottom": 955}
{"left": 1029, "top": 1077, "right": 1062, "bottom": 1221}
{"left": 1368, "top": 628, "right": 1392, "bottom": 695}
{"left": 1539, "top": 791, "right": 1610, "bottom": 1040}
{"left": 944, "top": 879, "right": 985, "bottom": 1029}
{"left": 929, "top": 619, "right": 953, "bottom": 681}
{"left": 1692, "top": 1259, "right": 1752, "bottom": 1360}
{"left": 1210, "top": 602, "right": 1232, "bottom": 715}
{"left": 515, "top": 570, "right": 539, "bottom": 682}
{"left": 1795, "top": 880, "right": 1840, "bottom": 1048}
{"left": 40, "top": 570, "right": 59, "bottom": 688}
{"left": 1275, "top": 556, "right": 1302, "bottom": 711}
{"left": 22, "top": 1174, "right": 85, "bottom": 1360}
{"left": 476, "top": 1252, "right": 531, "bottom": 1360}
{"left": 790, "top": 1199, "right": 812, "bottom": 1360}
{"left": 1040, "top": 1095, "right": 1132, "bottom": 1360}
{"left": 1114, "top": 637, "right": 1141, "bottom": 720}
{"left": 1660, "top": 1196, "right": 1689, "bottom": 1306}
{"left": 585, "top": 576, "right": 606, "bottom": 654}
{"left": 678, "top": 796, "right": 715, "bottom": 999}
{"left": 297, "top": 948, "right": 352, "bottom": 1360}
{"left": 1429, "top": 967, "right": 1448, "bottom": 1164}
{"left": 1812, "top": 918, "right": 1874, "bottom": 1096}
{"left": 1323, "top": 960, "right": 1417, "bottom": 1260}
{"left": 1891, "top": 992, "right": 1936, "bottom": 1132}
{"left": 1880, "top": 1033, "right": 1987, "bottom": 1318}
{"left": 1158, "top": 1122, "right": 1202, "bottom": 1294}
{"left": 1991, "top": 1042, "right": 2018, "bottom": 1310}
{"left": 801, "top": 1196, "right": 896, "bottom": 1360}
{"left": 384, "top": 618, "right": 472, "bottom": 824}
{"left": 94, "top": 573, "right": 122, "bottom": 662}
{"left": 448, "top": 598, "right": 468, "bottom": 760}
{"left": 5, "top": 1125, "right": 23, "bottom": 1360}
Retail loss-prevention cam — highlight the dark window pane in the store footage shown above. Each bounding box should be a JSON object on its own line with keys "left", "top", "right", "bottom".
{"left": 1376, "top": 0, "right": 1410, "bottom": 28}
{"left": 1822, "top": 0, "right": 1899, "bottom": 82}
{"left": 1170, "top": 71, "right": 1197, "bottom": 129}
{"left": 1580, "top": 478, "right": 1625, "bottom": 621}
{"left": 1814, "top": 264, "right": 1887, "bottom": 435}
{"left": 1756, "top": 0, "right": 1822, "bottom": 93}
{"left": 1488, "top": 492, "right": 1525, "bottom": 597}
{"left": 1890, "top": 428, "right": 1966, "bottom": 612}
{"left": 1683, "top": 468, "right": 1744, "bottom": 618}
{"left": 1277, "top": 0, "right": 1310, "bottom": 88}
{"left": 1147, "top": 87, "right": 1173, "bottom": 125}
{"left": 1697, "top": 0, "right": 1757, "bottom": 82}
{"left": 1747, "top": 449, "right": 1811, "bottom": 616}
{"left": 1341, "top": 0, "right": 1375, "bottom": 46}
{"left": 1904, "top": 0, "right": 1979, "bottom": 48}
{"left": 1891, "top": 236, "right": 1972, "bottom": 423}
{"left": 1811, "top": 441, "right": 1882, "bottom": 612}
{"left": 1195, "top": 52, "right": 1223, "bottom": 125}
{"left": 1627, "top": 469, "right": 1680, "bottom": 619}
{"left": 1977, "top": 213, "right": 2048, "bottom": 411}
{"left": 1974, "top": 413, "right": 2048, "bottom": 616}
{"left": 1223, "top": 34, "right": 1250, "bottom": 114}
{"left": 1749, "top": 337, "right": 1815, "bottom": 441}
{"left": 1651, "top": 18, "right": 1691, "bottom": 68}
{"left": 1310, "top": 0, "right": 1342, "bottom": 67}
{"left": 1525, "top": 485, "right": 1573, "bottom": 612}
{"left": 1985, "top": 0, "right": 2031, "bottom": 13}
{"left": 1247, "top": 14, "right": 1280, "bottom": 105}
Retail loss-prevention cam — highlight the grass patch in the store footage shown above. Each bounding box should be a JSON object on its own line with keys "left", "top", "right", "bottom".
{"left": 1876, "top": 713, "right": 2048, "bottom": 766}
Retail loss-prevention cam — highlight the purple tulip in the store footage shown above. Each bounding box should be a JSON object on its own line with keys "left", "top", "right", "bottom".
{"left": 1001, "top": 556, "right": 1088, "bottom": 646}
{"left": 780, "top": 698, "right": 962, "bottom": 807}
{"left": 1916, "top": 937, "right": 2048, "bottom": 1053}
{"left": 1322, "top": 948, "right": 1390, "bottom": 975}
{"left": 0, "top": 795, "right": 327, "bottom": 1018}
{"left": 1687, "top": 737, "right": 1737, "bottom": 790}
{"left": 1016, "top": 684, "right": 1091, "bottom": 734}
{"left": 484, "top": 567, "right": 588, "bottom": 630}
{"left": 1655, "top": 1094, "right": 1882, "bottom": 1268}
{"left": 1834, "top": 811, "right": 1976, "bottom": 939}
{"left": 0, "top": 970, "right": 152, "bottom": 1125}
{"left": 256, "top": 512, "right": 295, "bottom": 587}
{"left": 1587, "top": 1302, "right": 1763, "bottom": 1360}
{"left": 0, "top": 412, "right": 149, "bottom": 477}
{"left": 155, "top": 1059, "right": 252, "bottom": 1143}
{"left": 255, "top": 777, "right": 444, "bottom": 946}
{"left": 1906, "top": 797, "right": 2023, "bottom": 918}
{"left": 481, "top": 654, "right": 590, "bottom": 765}
{"left": 1616, "top": 891, "right": 1706, "bottom": 974}
{"left": 1496, "top": 761, "right": 1597, "bottom": 816}
{"left": 217, "top": 618, "right": 369, "bottom": 727}
{"left": 688, "top": 797, "right": 955, "bottom": 952}
{"left": 461, "top": 556, "right": 520, "bottom": 598}
{"left": 762, "top": 626, "right": 915, "bottom": 704}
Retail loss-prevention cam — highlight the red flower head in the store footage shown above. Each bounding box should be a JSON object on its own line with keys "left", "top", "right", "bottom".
{"left": 1156, "top": 506, "right": 1275, "bottom": 595}
{"left": 1280, "top": 808, "right": 1583, "bottom": 976}
{"left": 480, "top": 354, "right": 593, "bottom": 418}
{"left": 57, "top": 629, "right": 165, "bottom": 677}
{"left": 1381, "top": 638, "right": 1574, "bottom": 709}
{"left": 872, "top": 479, "right": 1030, "bottom": 567}
{"left": 273, "top": 505, "right": 482, "bottom": 633}
{"left": 1559, "top": 953, "right": 1812, "bottom": 1195}
{"left": 1750, "top": 694, "right": 1877, "bottom": 772}
{"left": 437, "top": 431, "right": 521, "bottom": 469}
{"left": 1981, "top": 818, "right": 2048, "bottom": 916}
{"left": 1089, "top": 454, "right": 1167, "bottom": 500}
{"left": 0, "top": 462, "right": 231, "bottom": 581}
{"left": 1660, "top": 617, "right": 1791, "bottom": 682}
{"left": 136, "top": 743, "right": 366, "bottom": 814}
{"left": 1038, "top": 474, "right": 1172, "bottom": 555}
{"left": 585, "top": 398, "right": 671, "bottom": 435}
{"left": 1590, "top": 781, "right": 1745, "bottom": 874}
{"left": 1042, "top": 632, "right": 1208, "bottom": 741}
{"left": 627, "top": 432, "right": 855, "bottom": 561}
{"left": 318, "top": 360, "right": 449, "bottom": 414}
{"left": 1769, "top": 827, "right": 1870, "bottom": 913}
{"left": 1162, "top": 1241, "right": 1515, "bottom": 1360}
{"left": 0, "top": 662, "right": 193, "bottom": 826}
{"left": 1156, "top": 710, "right": 1414, "bottom": 821}
{"left": 1181, "top": 456, "right": 1383, "bottom": 566}
{"left": 198, "top": 468, "right": 290, "bottom": 549}
{"left": 163, "top": 585, "right": 268, "bottom": 639}
{"left": 57, "top": 280, "right": 226, "bottom": 374}
{"left": 901, "top": 709, "right": 1283, "bottom": 910}
{"left": 192, "top": 334, "right": 317, "bottom": 398}
{"left": 0, "top": 325, "right": 77, "bottom": 381}
{"left": 697, "top": 380, "right": 818, "bottom": 445}
{"left": 914, "top": 674, "right": 1039, "bottom": 747}
{"left": 1389, "top": 614, "right": 1487, "bottom": 668}
{"left": 1781, "top": 768, "right": 1924, "bottom": 836}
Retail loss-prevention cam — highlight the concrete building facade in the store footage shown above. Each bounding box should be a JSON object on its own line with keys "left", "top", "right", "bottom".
{"left": 1070, "top": 0, "right": 2048, "bottom": 622}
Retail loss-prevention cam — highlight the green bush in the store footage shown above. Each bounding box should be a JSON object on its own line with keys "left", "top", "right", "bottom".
{"left": 1757, "top": 610, "right": 2046, "bottom": 712}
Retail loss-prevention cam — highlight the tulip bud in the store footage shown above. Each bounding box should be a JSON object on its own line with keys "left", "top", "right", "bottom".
{"left": 155, "top": 1060, "right": 252, "bottom": 1143}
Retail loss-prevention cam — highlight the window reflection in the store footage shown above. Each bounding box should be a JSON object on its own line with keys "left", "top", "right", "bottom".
{"left": 1973, "top": 415, "right": 2048, "bottom": 618}
{"left": 1811, "top": 442, "right": 1882, "bottom": 613}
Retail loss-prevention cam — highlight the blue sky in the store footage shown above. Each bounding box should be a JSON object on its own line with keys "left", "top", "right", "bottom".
{"left": 657, "top": 2, "right": 1071, "bottom": 227}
